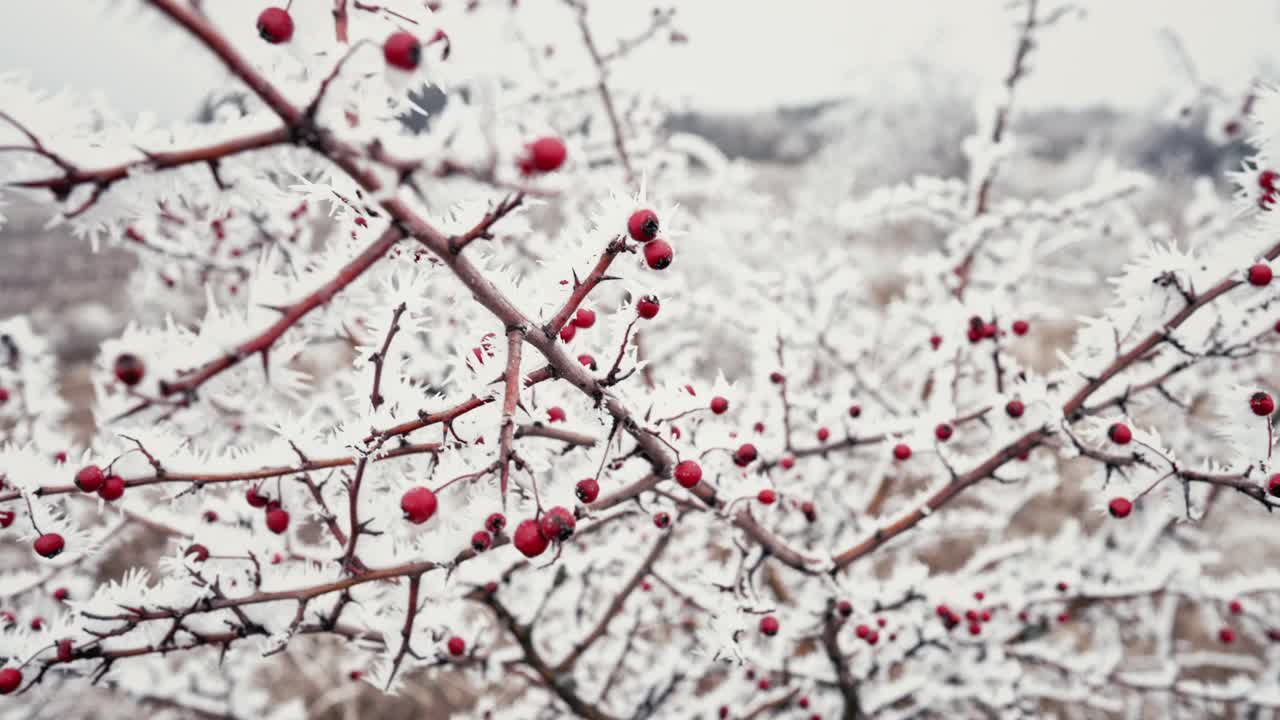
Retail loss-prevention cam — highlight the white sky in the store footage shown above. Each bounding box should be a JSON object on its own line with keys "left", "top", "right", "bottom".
{"left": 0, "top": 1, "right": 1273, "bottom": 119}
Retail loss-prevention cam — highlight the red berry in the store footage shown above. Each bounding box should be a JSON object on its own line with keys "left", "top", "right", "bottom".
{"left": 967, "top": 326, "right": 982, "bottom": 343}
{"left": 74, "top": 465, "right": 105, "bottom": 493}
{"left": 98, "top": 475, "right": 124, "bottom": 501}
{"left": 384, "top": 32, "right": 422, "bottom": 70}
{"left": 636, "top": 295, "right": 660, "bottom": 319}
{"left": 471, "top": 531, "right": 492, "bottom": 552}
{"left": 0, "top": 387, "right": 11, "bottom": 404}
{"left": 1251, "top": 391, "right": 1275, "bottom": 416}
{"left": 30, "top": 617, "right": 43, "bottom": 631}
{"left": 627, "top": 209, "right": 660, "bottom": 243}
{"left": 1108, "top": 423, "right": 1132, "bottom": 444}
{"left": 265, "top": 508, "right": 290, "bottom": 534}
{"left": 799, "top": 697, "right": 810, "bottom": 709}
{"left": 53, "top": 587, "right": 69, "bottom": 601}
{"left": 1219, "top": 627, "right": 1236, "bottom": 644}
{"left": 401, "top": 487, "right": 438, "bottom": 524}
{"left": 1262, "top": 170, "right": 1280, "bottom": 192}
{"left": 547, "top": 406, "right": 566, "bottom": 422}
{"left": 572, "top": 308, "right": 596, "bottom": 329}
{"left": 559, "top": 323, "right": 576, "bottom": 343}
{"left": 1056, "top": 581, "right": 1069, "bottom": 592}
{"left": 653, "top": 511, "right": 671, "bottom": 529}
{"left": 848, "top": 404, "right": 862, "bottom": 418}
{"left": 539, "top": 506, "right": 576, "bottom": 542}
{"left": 968, "top": 622, "right": 981, "bottom": 636}
{"left": 1229, "top": 599, "right": 1243, "bottom": 615}
{"left": 485, "top": 512, "right": 506, "bottom": 533}
{"left": 733, "top": 443, "right": 758, "bottom": 467}
{"left": 256, "top": 7, "right": 294, "bottom": 44}
{"left": 34, "top": 533, "right": 64, "bottom": 558}
{"left": 1057, "top": 612, "right": 1070, "bottom": 624}
{"left": 1248, "top": 263, "right": 1273, "bottom": 287}
{"left": 759, "top": 615, "right": 779, "bottom": 636}
{"left": 527, "top": 137, "right": 567, "bottom": 173}
{"left": 1108, "top": 497, "right": 1132, "bottom": 518}
{"left": 1268, "top": 474, "right": 1280, "bottom": 498}
{"left": 816, "top": 427, "right": 830, "bottom": 442}
{"left": 0, "top": 511, "right": 12, "bottom": 528}
{"left": 982, "top": 323, "right": 998, "bottom": 339}
{"left": 1005, "top": 400, "right": 1025, "bottom": 418}
{"left": 1011, "top": 320, "right": 1029, "bottom": 336}
{"left": 447, "top": 636, "right": 466, "bottom": 656}
{"left": 185, "top": 544, "right": 209, "bottom": 562}
{"left": 757, "top": 488, "right": 776, "bottom": 505}
{"left": 892, "top": 443, "right": 911, "bottom": 461}
{"left": 769, "top": 372, "right": 785, "bottom": 385}
{"left": 855, "top": 624, "right": 870, "bottom": 639}
{"left": 710, "top": 396, "right": 729, "bottom": 415}
{"left": 674, "top": 460, "right": 702, "bottom": 488}
{"left": 800, "top": 501, "right": 816, "bottom": 522}
{"left": 0, "top": 667, "right": 20, "bottom": 694}
{"left": 513, "top": 519, "right": 549, "bottom": 557}
{"left": 203, "top": 510, "right": 218, "bottom": 523}
{"left": 974, "top": 591, "right": 985, "bottom": 601}
{"left": 575, "top": 478, "right": 599, "bottom": 503}
{"left": 780, "top": 456, "right": 795, "bottom": 470}
{"left": 56, "top": 639, "right": 73, "bottom": 662}
{"left": 866, "top": 630, "right": 879, "bottom": 645}
{"left": 643, "top": 239, "right": 673, "bottom": 270}
{"left": 577, "top": 354, "right": 595, "bottom": 368}
{"left": 837, "top": 600, "right": 853, "bottom": 617}
{"left": 246, "top": 486, "right": 269, "bottom": 508}
{"left": 929, "top": 334, "right": 943, "bottom": 349}
{"left": 113, "top": 353, "right": 145, "bottom": 386}
{"left": 935, "top": 423, "right": 953, "bottom": 441}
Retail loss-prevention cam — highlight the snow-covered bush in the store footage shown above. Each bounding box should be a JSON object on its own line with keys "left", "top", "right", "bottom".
{"left": 1, "top": 2, "right": 1279, "bottom": 718}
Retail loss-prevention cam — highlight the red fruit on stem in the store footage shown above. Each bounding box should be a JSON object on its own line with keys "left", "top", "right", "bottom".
{"left": 929, "top": 334, "right": 943, "bottom": 349}
{"left": 636, "top": 295, "right": 660, "bottom": 319}
{"left": 643, "top": 239, "right": 673, "bottom": 270}
{"left": 57, "top": 639, "right": 73, "bottom": 662}
{"left": 0, "top": 667, "right": 21, "bottom": 695}
{"left": 575, "top": 478, "right": 599, "bottom": 503}
{"left": 471, "top": 531, "right": 492, "bottom": 552}
{"left": 627, "top": 209, "right": 660, "bottom": 243}
{"left": 447, "top": 636, "right": 466, "bottom": 656}
{"left": 539, "top": 506, "right": 576, "bottom": 542}
{"left": 1229, "top": 599, "right": 1243, "bottom": 615}
{"left": 1108, "top": 423, "right": 1132, "bottom": 445}
{"left": 527, "top": 137, "right": 567, "bottom": 173}
{"left": 577, "top": 353, "right": 595, "bottom": 368}
{"left": 710, "top": 396, "right": 729, "bottom": 415}
{"left": 1006, "top": 400, "right": 1025, "bottom": 418}
{"left": 733, "top": 443, "right": 758, "bottom": 467}
{"left": 1219, "top": 627, "right": 1236, "bottom": 644}
{"left": 1108, "top": 497, "right": 1132, "bottom": 518}
{"left": 1248, "top": 263, "right": 1273, "bottom": 287}
{"left": 816, "top": 427, "right": 830, "bottom": 442}
{"left": 547, "top": 406, "right": 566, "bottom": 422}
{"left": 674, "top": 460, "right": 702, "bottom": 488}
{"left": 256, "top": 7, "right": 294, "bottom": 44}
{"left": 266, "top": 508, "right": 290, "bottom": 534}
{"left": 113, "top": 353, "right": 145, "bottom": 386}
{"left": 98, "top": 475, "right": 124, "bottom": 501}
{"left": 1260, "top": 170, "right": 1279, "bottom": 192}
{"left": 401, "top": 487, "right": 438, "bottom": 524}
{"left": 1011, "top": 319, "right": 1029, "bottom": 336}
{"left": 837, "top": 600, "right": 853, "bottom": 617}
{"left": 759, "top": 615, "right": 779, "bottom": 636}
{"left": 384, "top": 32, "right": 422, "bottom": 70}
{"left": 893, "top": 443, "right": 911, "bottom": 461}
{"left": 653, "top": 511, "right": 671, "bottom": 529}
{"left": 246, "top": 486, "right": 269, "bottom": 508}
{"left": 485, "top": 512, "right": 506, "bottom": 533}
{"left": 800, "top": 501, "right": 816, "bottom": 522}
{"left": 53, "top": 587, "right": 69, "bottom": 601}
{"left": 780, "top": 456, "right": 795, "bottom": 469}
{"left": 1251, "top": 391, "right": 1275, "bottom": 416}
{"left": 185, "top": 544, "right": 209, "bottom": 562}
{"left": 572, "top": 308, "right": 596, "bottom": 328}
{"left": 757, "top": 488, "right": 776, "bottom": 505}
{"left": 34, "top": 533, "right": 64, "bottom": 558}
{"left": 0, "top": 511, "right": 12, "bottom": 528}
{"left": 1268, "top": 474, "right": 1280, "bottom": 498}
{"left": 559, "top": 323, "right": 576, "bottom": 343}
{"left": 513, "top": 519, "right": 549, "bottom": 557}
{"left": 74, "top": 465, "right": 105, "bottom": 493}
{"left": 855, "top": 624, "right": 870, "bottom": 639}
{"left": 935, "top": 423, "right": 953, "bottom": 441}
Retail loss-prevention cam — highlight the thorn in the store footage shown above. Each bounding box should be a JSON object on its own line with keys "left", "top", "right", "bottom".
{"left": 260, "top": 350, "right": 271, "bottom": 381}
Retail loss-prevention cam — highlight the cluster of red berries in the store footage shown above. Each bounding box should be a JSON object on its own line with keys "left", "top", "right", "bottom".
{"left": 512, "top": 506, "right": 576, "bottom": 557}
{"left": 936, "top": 593, "right": 996, "bottom": 636}
{"left": 852, "top": 620, "right": 884, "bottom": 646}
{"left": 962, "top": 315, "right": 1028, "bottom": 344}
{"left": 627, "top": 209, "right": 673, "bottom": 270}
{"left": 557, "top": 307, "right": 595, "bottom": 343}
{"left": 1259, "top": 169, "right": 1278, "bottom": 210}
{"left": 74, "top": 464, "right": 125, "bottom": 502}
{"left": 246, "top": 485, "right": 290, "bottom": 534}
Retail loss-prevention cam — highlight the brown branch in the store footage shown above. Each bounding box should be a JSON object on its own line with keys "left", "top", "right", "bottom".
{"left": 564, "top": 0, "right": 634, "bottom": 182}
{"left": 552, "top": 531, "right": 671, "bottom": 673}
{"left": 369, "top": 302, "right": 407, "bottom": 410}
{"left": 156, "top": 226, "right": 403, "bottom": 402}
{"left": 514, "top": 424, "right": 598, "bottom": 447}
{"left": 498, "top": 327, "right": 526, "bottom": 505}
{"left": 367, "top": 366, "right": 556, "bottom": 443}
{"left": 821, "top": 603, "right": 863, "bottom": 720}
{"left": 385, "top": 574, "right": 422, "bottom": 689}
{"left": 0, "top": 442, "right": 439, "bottom": 504}
{"left": 543, "top": 236, "right": 625, "bottom": 338}
{"left": 448, "top": 193, "right": 524, "bottom": 255}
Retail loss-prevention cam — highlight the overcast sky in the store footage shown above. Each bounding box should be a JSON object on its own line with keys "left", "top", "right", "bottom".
{"left": 0, "top": 1, "right": 1275, "bottom": 121}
